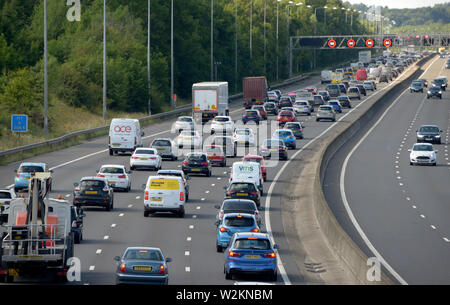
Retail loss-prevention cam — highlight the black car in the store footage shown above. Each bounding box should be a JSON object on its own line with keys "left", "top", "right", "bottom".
{"left": 215, "top": 199, "right": 261, "bottom": 226}
{"left": 337, "top": 96, "right": 352, "bottom": 108}
{"left": 432, "top": 77, "right": 447, "bottom": 91}
{"left": 416, "top": 125, "right": 442, "bottom": 144}
{"left": 279, "top": 97, "right": 293, "bottom": 108}
{"left": 224, "top": 182, "right": 261, "bottom": 207}
{"left": 73, "top": 177, "right": 114, "bottom": 211}
{"left": 264, "top": 102, "right": 278, "bottom": 115}
{"left": 379, "top": 74, "right": 389, "bottom": 83}
{"left": 410, "top": 81, "right": 424, "bottom": 93}
{"left": 182, "top": 153, "right": 212, "bottom": 177}
{"left": 356, "top": 84, "right": 367, "bottom": 96}
{"left": 70, "top": 205, "right": 85, "bottom": 244}
{"left": 427, "top": 86, "right": 442, "bottom": 99}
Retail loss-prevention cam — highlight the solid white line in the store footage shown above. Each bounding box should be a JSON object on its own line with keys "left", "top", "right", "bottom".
{"left": 187, "top": 237, "right": 192, "bottom": 241}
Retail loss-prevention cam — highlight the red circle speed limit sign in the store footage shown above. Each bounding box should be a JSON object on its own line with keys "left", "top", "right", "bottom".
{"left": 347, "top": 39, "right": 356, "bottom": 48}
{"left": 328, "top": 39, "right": 337, "bottom": 48}
{"left": 365, "top": 39, "right": 374, "bottom": 48}
{"left": 383, "top": 38, "right": 392, "bottom": 47}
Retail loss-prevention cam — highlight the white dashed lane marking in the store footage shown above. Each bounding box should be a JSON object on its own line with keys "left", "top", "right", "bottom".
{"left": 96, "top": 249, "right": 102, "bottom": 255}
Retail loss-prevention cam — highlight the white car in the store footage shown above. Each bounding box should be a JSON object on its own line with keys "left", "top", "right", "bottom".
{"left": 409, "top": 143, "right": 437, "bottom": 166}
{"left": 233, "top": 128, "right": 256, "bottom": 147}
{"left": 280, "top": 107, "right": 296, "bottom": 114}
{"left": 363, "top": 81, "right": 375, "bottom": 91}
{"left": 97, "top": 164, "right": 132, "bottom": 191}
{"left": 316, "top": 105, "right": 336, "bottom": 122}
{"left": 294, "top": 100, "right": 313, "bottom": 115}
{"left": 173, "top": 116, "right": 195, "bottom": 133}
{"left": 0, "top": 189, "right": 16, "bottom": 222}
{"left": 176, "top": 130, "right": 202, "bottom": 148}
{"left": 211, "top": 116, "right": 234, "bottom": 135}
{"left": 130, "top": 148, "right": 162, "bottom": 171}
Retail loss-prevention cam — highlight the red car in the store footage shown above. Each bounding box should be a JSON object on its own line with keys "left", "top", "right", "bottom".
{"left": 204, "top": 145, "right": 226, "bottom": 167}
{"left": 251, "top": 106, "right": 267, "bottom": 120}
{"left": 306, "top": 87, "right": 318, "bottom": 95}
{"left": 242, "top": 155, "right": 267, "bottom": 182}
{"left": 287, "top": 93, "right": 297, "bottom": 103}
{"left": 277, "top": 110, "right": 296, "bottom": 126}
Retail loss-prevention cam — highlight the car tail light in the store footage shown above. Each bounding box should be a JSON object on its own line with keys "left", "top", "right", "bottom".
{"left": 97, "top": 174, "right": 105, "bottom": 178}
{"left": 4, "top": 201, "right": 10, "bottom": 205}
{"left": 219, "top": 227, "right": 230, "bottom": 233}
{"left": 131, "top": 156, "right": 139, "bottom": 159}
{"left": 74, "top": 187, "right": 81, "bottom": 192}
{"left": 264, "top": 252, "right": 276, "bottom": 258}
{"left": 183, "top": 161, "right": 188, "bottom": 165}
{"left": 180, "top": 192, "right": 184, "bottom": 201}
{"left": 219, "top": 210, "right": 224, "bottom": 219}
{"left": 280, "top": 146, "right": 286, "bottom": 151}
{"left": 119, "top": 264, "right": 127, "bottom": 273}
{"left": 201, "top": 162, "right": 208, "bottom": 165}
{"left": 228, "top": 250, "right": 242, "bottom": 257}
{"left": 118, "top": 175, "right": 126, "bottom": 179}
{"left": 150, "top": 157, "right": 157, "bottom": 160}
{"left": 144, "top": 190, "right": 149, "bottom": 201}
{"left": 249, "top": 228, "right": 259, "bottom": 233}
{"left": 72, "top": 220, "right": 77, "bottom": 228}
{"left": 16, "top": 171, "right": 20, "bottom": 179}
{"left": 158, "top": 264, "right": 166, "bottom": 274}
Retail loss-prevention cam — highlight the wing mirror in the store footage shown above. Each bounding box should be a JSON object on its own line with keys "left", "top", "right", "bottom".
{"left": 73, "top": 183, "right": 79, "bottom": 187}
{"left": 166, "top": 258, "right": 172, "bottom": 263}
{"left": 273, "top": 244, "right": 279, "bottom": 250}
{"left": 113, "top": 256, "right": 121, "bottom": 262}
{"left": 214, "top": 205, "right": 221, "bottom": 209}
{"left": 141, "top": 184, "right": 146, "bottom": 190}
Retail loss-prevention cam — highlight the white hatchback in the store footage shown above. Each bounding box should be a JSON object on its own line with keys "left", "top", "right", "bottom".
{"left": 173, "top": 116, "right": 195, "bottom": 133}
{"left": 211, "top": 116, "right": 234, "bottom": 135}
{"left": 409, "top": 143, "right": 437, "bottom": 166}
{"left": 316, "top": 105, "right": 336, "bottom": 122}
{"left": 130, "top": 148, "right": 162, "bottom": 171}
{"left": 0, "top": 189, "right": 16, "bottom": 222}
{"left": 97, "top": 165, "right": 131, "bottom": 192}
{"left": 233, "top": 128, "right": 256, "bottom": 147}
{"left": 176, "top": 130, "right": 202, "bottom": 148}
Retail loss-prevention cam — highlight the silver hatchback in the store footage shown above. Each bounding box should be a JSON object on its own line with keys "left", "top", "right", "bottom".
{"left": 316, "top": 105, "right": 336, "bottom": 122}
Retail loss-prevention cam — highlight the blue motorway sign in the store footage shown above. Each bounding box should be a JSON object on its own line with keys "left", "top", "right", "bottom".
{"left": 11, "top": 114, "right": 28, "bottom": 132}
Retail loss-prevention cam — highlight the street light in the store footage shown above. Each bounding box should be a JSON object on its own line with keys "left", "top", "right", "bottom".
{"left": 103, "top": 0, "right": 107, "bottom": 121}
{"left": 211, "top": 0, "right": 214, "bottom": 81}
{"left": 44, "top": 0, "right": 49, "bottom": 135}
{"left": 276, "top": 0, "right": 282, "bottom": 80}
{"left": 147, "top": 0, "right": 151, "bottom": 115}
{"left": 171, "top": 0, "right": 174, "bottom": 108}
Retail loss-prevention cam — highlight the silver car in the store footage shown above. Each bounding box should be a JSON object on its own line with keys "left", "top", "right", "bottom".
{"left": 316, "top": 105, "right": 336, "bottom": 122}
{"left": 347, "top": 87, "right": 361, "bottom": 100}
{"left": 114, "top": 247, "right": 172, "bottom": 285}
{"left": 293, "top": 101, "right": 312, "bottom": 115}
{"left": 173, "top": 116, "right": 195, "bottom": 133}
{"left": 150, "top": 138, "right": 178, "bottom": 161}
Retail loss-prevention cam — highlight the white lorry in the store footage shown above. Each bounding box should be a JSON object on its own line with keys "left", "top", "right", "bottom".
{"left": 192, "top": 82, "right": 229, "bottom": 124}
{"left": 359, "top": 51, "right": 371, "bottom": 65}
{"left": 321, "top": 70, "right": 332, "bottom": 84}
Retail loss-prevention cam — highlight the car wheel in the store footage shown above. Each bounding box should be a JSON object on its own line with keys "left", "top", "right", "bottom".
{"left": 144, "top": 210, "right": 149, "bottom": 217}
{"left": 109, "top": 149, "right": 113, "bottom": 156}
{"left": 207, "top": 170, "right": 212, "bottom": 177}
{"left": 130, "top": 165, "right": 135, "bottom": 170}
{"left": 74, "top": 232, "right": 81, "bottom": 244}
{"left": 316, "top": 118, "right": 319, "bottom": 122}
{"left": 433, "top": 162, "right": 437, "bottom": 166}
{"left": 222, "top": 161, "right": 226, "bottom": 167}
{"left": 410, "top": 162, "right": 413, "bottom": 166}
{"left": 225, "top": 269, "right": 232, "bottom": 280}
{"left": 269, "top": 271, "right": 277, "bottom": 282}
{"left": 216, "top": 244, "right": 223, "bottom": 253}
{"left": 178, "top": 209, "right": 185, "bottom": 218}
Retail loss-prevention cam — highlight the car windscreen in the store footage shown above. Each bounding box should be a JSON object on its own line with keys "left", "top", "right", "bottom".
{"left": 0, "top": 192, "right": 12, "bottom": 199}
{"left": 348, "top": 88, "right": 358, "bottom": 92}
{"left": 433, "top": 79, "right": 444, "bottom": 84}
{"left": 214, "top": 117, "right": 230, "bottom": 122}
{"left": 19, "top": 166, "right": 44, "bottom": 173}
{"left": 100, "top": 167, "right": 124, "bottom": 174}
{"left": 329, "top": 101, "right": 339, "bottom": 105}
{"left": 134, "top": 149, "right": 156, "bottom": 155}
{"left": 413, "top": 145, "right": 433, "bottom": 151}
{"left": 319, "top": 106, "right": 333, "bottom": 111}
{"left": 229, "top": 183, "right": 257, "bottom": 193}
{"left": 429, "top": 86, "right": 440, "bottom": 91}
{"left": 224, "top": 216, "right": 255, "bottom": 227}
{"left": 81, "top": 180, "right": 105, "bottom": 189}
{"left": 223, "top": 201, "right": 255, "bottom": 211}
{"left": 412, "top": 82, "right": 422, "bottom": 86}
{"left": 314, "top": 96, "right": 323, "bottom": 101}
{"left": 234, "top": 238, "right": 271, "bottom": 250}
{"left": 419, "top": 127, "right": 439, "bottom": 133}
{"left": 124, "top": 249, "right": 163, "bottom": 261}
{"left": 152, "top": 140, "right": 171, "bottom": 146}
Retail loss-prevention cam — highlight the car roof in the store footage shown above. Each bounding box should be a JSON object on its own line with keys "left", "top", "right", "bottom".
{"left": 413, "top": 142, "right": 433, "bottom": 146}
{"left": 80, "top": 176, "right": 107, "bottom": 182}
{"left": 230, "top": 179, "right": 257, "bottom": 185}
{"left": 101, "top": 164, "right": 125, "bottom": 169}
{"left": 153, "top": 138, "right": 172, "bottom": 141}
{"left": 157, "top": 169, "right": 184, "bottom": 174}
{"left": 20, "top": 162, "right": 46, "bottom": 167}
{"left": 222, "top": 199, "right": 257, "bottom": 205}
{"left": 125, "top": 247, "right": 162, "bottom": 253}
{"left": 148, "top": 175, "right": 183, "bottom": 181}
{"left": 419, "top": 125, "right": 438, "bottom": 128}
{"left": 233, "top": 232, "right": 270, "bottom": 240}
{"left": 243, "top": 154, "right": 263, "bottom": 159}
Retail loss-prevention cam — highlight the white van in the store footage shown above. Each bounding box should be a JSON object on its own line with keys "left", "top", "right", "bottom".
{"left": 143, "top": 176, "right": 185, "bottom": 217}
{"left": 109, "top": 118, "right": 144, "bottom": 155}
{"left": 229, "top": 162, "right": 263, "bottom": 196}
{"left": 321, "top": 70, "right": 332, "bottom": 84}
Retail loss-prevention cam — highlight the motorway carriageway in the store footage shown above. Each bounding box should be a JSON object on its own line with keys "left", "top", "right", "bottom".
{"left": 0, "top": 60, "right": 422, "bottom": 285}
{"left": 324, "top": 55, "right": 450, "bottom": 284}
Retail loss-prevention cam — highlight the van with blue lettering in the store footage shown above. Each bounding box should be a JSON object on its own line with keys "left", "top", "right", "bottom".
{"left": 229, "top": 162, "right": 263, "bottom": 196}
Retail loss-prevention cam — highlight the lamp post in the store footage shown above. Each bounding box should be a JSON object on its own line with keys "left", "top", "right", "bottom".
{"left": 147, "top": 0, "right": 151, "bottom": 115}
{"left": 250, "top": 0, "right": 253, "bottom": 61}
{"left": 103, "top": 0, "right": 107, "bottom": 121}
{"left": 276, "top": 0, "right": 282, "bottom": 80}
{"left": 170, "top": 0, "right": 174, "bottom": 109}
{"left": 211, "top": 0, "right": 214, "bottom": 81}
{"left": 264, "top": 0, "right": 266, "bottom": 74}
{"left": 44, "top": 0, "right": 49, "bottom": 135}
{"left": 235, "top": 0, "right": 237, "bottom": 91}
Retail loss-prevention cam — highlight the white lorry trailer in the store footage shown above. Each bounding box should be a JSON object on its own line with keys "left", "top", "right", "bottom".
{"left": 192, "top": 82, "right": 229, "bottom": 124}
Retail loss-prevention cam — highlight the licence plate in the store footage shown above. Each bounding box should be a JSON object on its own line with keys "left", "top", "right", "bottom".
{"left": 112, "top": 144, "right": 120, "bottom": 147}
{"left": 109, "top": 181, "right": 116, "bottom": 185}
{"left": 26, "top": 177, "right": 30, "bottom": 180}
{"left": 133, "top": 266, "right": 152, "bottom": 272}
{"left": 8, "top": 269, "right": 19, "bottom": 276}
{"left": 237, "top": 193, "right": 248, "bottom": 196}
{"left": 245, "top": 255, "right": 260, "bottom": 259}
{"left": 203, "top": 113, "right": 208, "bottom": 117}
{"left": 85, "top": 191, "right": 98, "bottom": 194}
{"left": 192, "top": 168, "right": 201, "bottom": 172}
{"left": 270, "top": 149, "right": 277, "bottom": 152}
{"left": 140, "top": 158, "right": 149, "bottom": 160}
{"left": 150, "top": 197, "right": 162, "bottom": 202}
{"left": 240, "top": 141, "right": 246, "bottom": 143}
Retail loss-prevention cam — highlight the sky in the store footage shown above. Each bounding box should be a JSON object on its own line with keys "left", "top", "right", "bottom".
{"left": 345, "top": 0, "right": 449, "bottom": 9}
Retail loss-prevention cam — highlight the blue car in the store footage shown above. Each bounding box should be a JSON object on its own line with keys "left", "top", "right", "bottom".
{"left": 242, "top": 110, "right": 261, "bottom": 125}
{"left": 328, "top": 100, "right": 342, "bottom": 113}
{"left": 14, "top": 163, "right": 52, "bottom": 192}
{"left": 272, "top": 129, "right": 296, "bottom": 149}
{"left": 216, "top": 213, "right": 259, "bottom": 252}
{"left": 338, "top": 84, "right": 347, "bottom": 94}
{"left": 224, "top": 232, "right": 278, "bottom": 281}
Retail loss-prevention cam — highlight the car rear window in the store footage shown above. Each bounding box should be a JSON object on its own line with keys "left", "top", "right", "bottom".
{"left": 188, "top": 154, "right": 207, "bottom": 161}
{"left": 135, "top": 149, "right": 156, "bottom": 155}
{"left": 264, "top": 103, "right": 275, "bottom": 109}
{"left": 280, "top": 111, "right": 292, "bottom": 116}
{"left": 124, "top": 249, "right": 163, "bottom": 261}
{"left": 419, "top": 126, "right": 439, "bottom": 133}
{"left": 223, "top": 201, "right": 255, "bottom": 211}
{"left": 285, "top": 123, "right": 300, "bottom": 129}
{"left": 215, "top": 117, "right": 230, "bottom": 122}
{"left": 264, "top": 140, "right": 283, "bottom": 148}
{"left": 246, "top": 111, "right": 258, "bottom": 116}
{"left": 152, "top": 140, "right": 171, "bottom": 146}
{"left": 234, "top": 238, "right": 271, "bottom": 250}
{"left": 229, "top": 183, "right": 257, "bottom": 193}
{"left": 224, "top": 216, "right": 255, "bottom": 227}
{"left": 100, "top": 167, "right": 124, "bottom": 174}
{"left": 0, "top": 192, "right": 12, "bottom": 199}
{"left": 349, "top": 88, "right": 358, "bottom": 92}
{"left": 81, "top": 180, "right": 105, "bottom": 189}
{"left": 19, "top": 166, "right": 44, "bottom": 173}
{"left": 178, "top": 117, "right": 192, "bottom": 122}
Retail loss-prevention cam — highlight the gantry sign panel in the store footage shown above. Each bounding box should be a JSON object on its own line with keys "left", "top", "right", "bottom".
{"left": 291, "top": 33, "right": 450, "bottom": 50}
